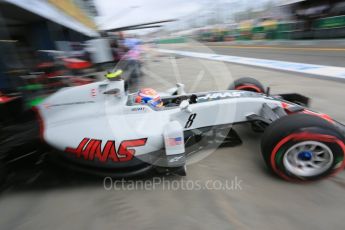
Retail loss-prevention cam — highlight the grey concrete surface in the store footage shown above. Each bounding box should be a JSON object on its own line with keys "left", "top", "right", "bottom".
{"left": 207, "top": 45, "right": 345, "bottom": 68}
{"left": 1, "top": 50, "right": 345, "bottom": 230}
{"left": 204, "top": 39, "right": 345, "bottom": 48}
{"left": 165, "top": 41, "right": 345, "bottom": 67}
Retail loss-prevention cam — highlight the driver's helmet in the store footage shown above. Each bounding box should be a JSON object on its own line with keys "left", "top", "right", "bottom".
{"left": 135, "top": 88, "right": 163, "bottom": 108}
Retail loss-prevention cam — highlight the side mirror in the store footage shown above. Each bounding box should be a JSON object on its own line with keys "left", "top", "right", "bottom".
{"left": 103, "top": 88, "right": 121, "bottom": 96}
{"left": 180, "top": 100, "right": 192, "bottom": 113}
{"left": 176, "top": 83, "right": 186, "bottom": 95}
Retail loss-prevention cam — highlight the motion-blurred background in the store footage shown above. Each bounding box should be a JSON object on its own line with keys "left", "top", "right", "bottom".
{"left": 1, "top": 0, "right": 344, "bottom": 110}
{"left": 1, "top": 0, "right": 345, "bottom": 107}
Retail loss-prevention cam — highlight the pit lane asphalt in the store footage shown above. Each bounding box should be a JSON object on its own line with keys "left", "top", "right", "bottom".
{"left": 1, "top": 49, "right": 345, "bottom": 230}
{"left": 204, "top": 42, "right": 345, "bottom": 68}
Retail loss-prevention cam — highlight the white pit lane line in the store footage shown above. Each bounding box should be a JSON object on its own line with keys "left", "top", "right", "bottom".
{"left": 156, "top": 49, "right": 345, "bottom": 81}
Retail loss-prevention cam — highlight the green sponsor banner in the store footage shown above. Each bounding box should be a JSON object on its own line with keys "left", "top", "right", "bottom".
{"left": 314, "top": 15, "right": 345, "bottom": 29}
{"left": 252, "top": 26, "right": 264, "bottom": 34}
{"left": 28, "top": 97, "right": 45, "bottom": 107}
{"left": 18, "top": 84, "right": 43, "bottom": 91}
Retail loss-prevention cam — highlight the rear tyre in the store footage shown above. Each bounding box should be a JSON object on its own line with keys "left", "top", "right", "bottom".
{"left": 261, "top": 114, "right": 345, "bottom": 182}
{"left": 0, "top": 161, "right": 6, "bottom": 185}
{"left": 228, "top": 77, "right": 265, "bottom": 93}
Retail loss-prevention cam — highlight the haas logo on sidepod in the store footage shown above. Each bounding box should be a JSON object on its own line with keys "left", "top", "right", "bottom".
{"left": 65, "top": 138, "right": 147, "bottom": 162}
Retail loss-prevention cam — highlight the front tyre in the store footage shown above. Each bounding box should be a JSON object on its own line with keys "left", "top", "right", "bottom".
{"left": 261, "top": 114, "right": 345, "bottom": 182}
{"left": 228, "top": 77, "right": 265, "bottom": 93}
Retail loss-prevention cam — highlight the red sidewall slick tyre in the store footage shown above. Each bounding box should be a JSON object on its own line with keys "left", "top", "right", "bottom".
{"left": 261, "top": 114, "right": 345, "bottom": 182}
{"left": 0, "top": 161, "right": 6, "bottom": 185}
{"left": 228, "top": 77, "right": 265, "bottom": 93}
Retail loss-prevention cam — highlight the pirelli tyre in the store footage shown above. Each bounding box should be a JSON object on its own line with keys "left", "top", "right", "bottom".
{"left": 261, "top": 114, "right": 345, "bottom": 182}
{"left": 228, "top": 77, "right": 265, "bottom": 93}
{"left": 0, "top": 161, "right": 6, "bottom": 185}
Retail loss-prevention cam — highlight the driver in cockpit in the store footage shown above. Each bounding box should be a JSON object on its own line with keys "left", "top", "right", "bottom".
{"left": 135, "top": 88, "right": 163, "bottom": 108}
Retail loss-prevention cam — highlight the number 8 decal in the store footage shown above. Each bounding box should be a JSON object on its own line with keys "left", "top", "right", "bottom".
{"left": 185, "top": 113, "right": 197, "bottom": 128}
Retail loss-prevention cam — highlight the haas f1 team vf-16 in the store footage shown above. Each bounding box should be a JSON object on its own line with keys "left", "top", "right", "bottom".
{"left": 20, "top": 72, "right": 345, "bottom": 182}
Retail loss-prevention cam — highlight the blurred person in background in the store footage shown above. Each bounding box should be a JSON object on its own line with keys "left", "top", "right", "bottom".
{"left": 118, "top": 34, "right": 143, "bottom": 88}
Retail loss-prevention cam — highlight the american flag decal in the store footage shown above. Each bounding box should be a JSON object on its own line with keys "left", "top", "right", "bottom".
{"left": 167, "top": 137, "right": 182, "bottom": 146}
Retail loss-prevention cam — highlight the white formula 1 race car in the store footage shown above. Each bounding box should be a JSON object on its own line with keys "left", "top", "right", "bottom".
{"left": 30, "top": 72, "right": 345, "bottom": 182}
